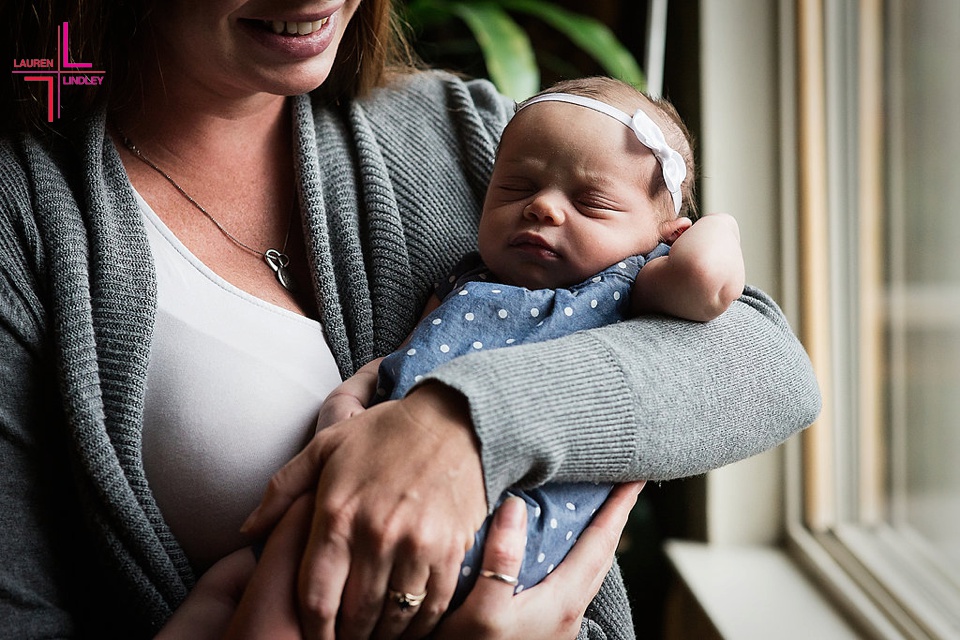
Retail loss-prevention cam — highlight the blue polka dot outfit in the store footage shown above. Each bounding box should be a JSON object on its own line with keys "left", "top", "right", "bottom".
{"left": 374, "top": 245, "right": 668, "bottom": 609}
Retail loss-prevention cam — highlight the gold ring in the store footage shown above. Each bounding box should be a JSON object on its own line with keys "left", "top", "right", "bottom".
{"left": 479, "top": 569, "right": 519, "bottom": 587}
{"left": 388, "top": 588, "right": 427, "bottom": 612}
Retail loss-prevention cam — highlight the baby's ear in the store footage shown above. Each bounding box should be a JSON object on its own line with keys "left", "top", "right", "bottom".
{"left": 658, "top": 216, "right": 693, "bottom": 245}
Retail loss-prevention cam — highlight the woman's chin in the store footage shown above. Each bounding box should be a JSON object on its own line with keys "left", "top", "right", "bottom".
{"left": 254, "top": 64, "right": 336, "bottom": 97}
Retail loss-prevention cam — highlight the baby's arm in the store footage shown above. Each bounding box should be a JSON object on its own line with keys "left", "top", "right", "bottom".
{"left": 314, "top": 295, "right": 444, "bottom": 433}
{"left": 631, "top": 213, "right": 745, "bottom": 322}
{"left": 315, "top": 357, "right": 383, "bottom": 433}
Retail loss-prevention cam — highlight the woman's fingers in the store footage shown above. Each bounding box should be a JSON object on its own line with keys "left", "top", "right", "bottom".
{"left": 240, "top": 438, "right": 325, "bottom": 537}
{"left": 157, "top": 548, "right": 257, "bottom": 640}
{"left": 296, "top": 492, "right": 353, "bottom": 639}
{"left": 334, "top": 540, "right": 394, "bottom": 640}
{"left": 438, "top": 482, "right": 643, "bottom": 640}
{"left": 541, "top": 481, "right": 644, "bottom": 612}
{"left": 370, "top": 556, "right": 432, "bottom": 640}
{"left": 224, "top": 495, "right": 314, "bottom": 640}
{"left": 294, "top": 390, "right": 486, "bottom": 639}
{"left": 472, "top": 496, "right": 528, "bottom": 606}
{"left": 372, "top": 535, "right": 458, "bottom": 640}
{"left": 397, "top": 557, "right": 460, "bottom": 640}
{"left": 431, "top": 497, "right": 528, "bottom": 638}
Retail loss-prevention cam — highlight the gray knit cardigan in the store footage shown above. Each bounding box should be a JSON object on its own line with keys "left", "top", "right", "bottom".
{"left": 0, "top": 70, "right": 821, "bottom": 638}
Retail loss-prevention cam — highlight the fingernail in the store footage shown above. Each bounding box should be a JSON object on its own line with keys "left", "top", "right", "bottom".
{"left": 495, "top": 496, "right": 527, "bottom": 531}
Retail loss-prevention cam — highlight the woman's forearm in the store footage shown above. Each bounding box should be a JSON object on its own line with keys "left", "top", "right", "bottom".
{"left": 426, "top": 285, "right": 821, "bottom": 502}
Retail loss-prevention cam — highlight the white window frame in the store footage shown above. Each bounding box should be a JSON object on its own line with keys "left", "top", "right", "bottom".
{"left": 782, "top": 1, "right": 960, "bottom": 637}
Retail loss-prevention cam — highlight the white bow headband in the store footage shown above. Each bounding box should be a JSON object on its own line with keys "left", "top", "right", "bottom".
{"left": 519, "top": 92, "right": 686, "bottom": 214}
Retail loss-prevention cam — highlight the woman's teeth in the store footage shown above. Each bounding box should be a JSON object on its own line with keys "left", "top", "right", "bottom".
{"left": 268, "top": 18, "right": 328, "bottom": 35}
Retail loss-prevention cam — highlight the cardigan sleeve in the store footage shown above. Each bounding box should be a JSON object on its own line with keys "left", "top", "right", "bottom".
{"left": 0, "top": 315, "right": 83, "bottom": 637}
{"left": 426, "top": 285, "right": 821, "bottom": 507}
{"left": 353, "top": 72, "right": 820, "bottom": 512}
{"left": 0, "top": 160, "right": 78, "bottom": 635}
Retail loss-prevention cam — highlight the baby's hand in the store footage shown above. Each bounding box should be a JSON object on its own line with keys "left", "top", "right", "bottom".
{"left": 315, "top": 391, "right": 368, "bottom": 432}
{"left": 314, "top": 357, "right": 383, "bottom": 433}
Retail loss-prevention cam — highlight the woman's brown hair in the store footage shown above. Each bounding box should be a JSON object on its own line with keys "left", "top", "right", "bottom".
{"left": 319, "top": 0, "right": 416, "bottom": 103}
{"left": 0, "top": 0, "right": 413, "bottom": 137}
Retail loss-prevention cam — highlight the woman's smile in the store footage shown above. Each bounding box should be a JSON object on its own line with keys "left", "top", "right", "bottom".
{"left": 236, "top": 5, "right": 344, "bottom": 61}
{"left": 264, "top": 18, "right": 330, "bottom": 35}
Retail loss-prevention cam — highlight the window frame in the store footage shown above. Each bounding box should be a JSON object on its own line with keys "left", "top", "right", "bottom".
{"left": 782, "top": 1, "right": 960, "bottom": 638}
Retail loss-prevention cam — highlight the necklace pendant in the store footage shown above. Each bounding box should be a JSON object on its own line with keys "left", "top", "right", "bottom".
{"left": 265, "top": 248, "right": 296, "bottom": 292}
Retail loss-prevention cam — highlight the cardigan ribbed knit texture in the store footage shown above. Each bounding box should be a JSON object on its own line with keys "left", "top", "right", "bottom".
{"left": 0, "top": 70, "right": 821, "bottom": 638}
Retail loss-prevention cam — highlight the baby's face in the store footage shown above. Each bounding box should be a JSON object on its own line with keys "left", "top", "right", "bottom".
{"left": 478, "top": 101, "right": 665, "bottom": 290}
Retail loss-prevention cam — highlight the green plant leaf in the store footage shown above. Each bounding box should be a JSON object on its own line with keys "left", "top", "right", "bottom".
{"left": 445, "top": 1, "right": 540, "bottom": 100}
{"left": 498, "top": 0, "right": 645, "bottom": 90}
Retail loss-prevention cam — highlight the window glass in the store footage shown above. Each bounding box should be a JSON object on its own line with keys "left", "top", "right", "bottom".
{"left": 887, "top": 0, "right": 960, "bottom": 574}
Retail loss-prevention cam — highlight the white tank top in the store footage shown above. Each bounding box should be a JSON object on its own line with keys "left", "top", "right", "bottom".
{"left": 138, "top": 193, "right": 342, "bottom": 571}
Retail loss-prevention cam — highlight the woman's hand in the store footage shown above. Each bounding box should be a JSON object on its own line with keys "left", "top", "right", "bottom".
{"left": 243, "top": 382, "right": 488, "bottom": 640}
{"left": 433, "top": 482, "right": 644, "bottom": 640}
{"left": 155, "top": 549, "right": 257, "bottom": 640}
{"left": 158, "top": 495, "right": 317, "bottom": 640}
{"left": 224, "top": 495, "right": 314, "bottom": 640}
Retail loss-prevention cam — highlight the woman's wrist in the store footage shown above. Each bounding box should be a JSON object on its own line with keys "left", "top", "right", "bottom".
{"left": 403, "top": 381, "right": 473, "bottom": 434}
{"left": 401, "top": 381, "right": 487, "bottom": 505}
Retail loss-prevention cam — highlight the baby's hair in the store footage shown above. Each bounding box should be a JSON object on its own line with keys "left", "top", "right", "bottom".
{"left": 524, "top": 77, "right": 698, "bottom": 221}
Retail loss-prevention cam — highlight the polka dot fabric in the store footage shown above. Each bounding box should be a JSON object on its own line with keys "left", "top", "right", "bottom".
{"left": 376, "top": 251, "right": 658, "bottom": 401}
{"left": 373, "top": 246, "right": 668, "bottom": 611}
{"left": 452, "top": 482, "right": 612, "bottom": 610}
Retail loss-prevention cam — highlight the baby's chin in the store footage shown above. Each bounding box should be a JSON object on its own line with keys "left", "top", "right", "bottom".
{"left": 481, "top": 250, "right": 593, "bottom": 290}
{"left": 498, "top": 272, "right": 583, "bottom": 291}
{"left": 512, "top": 260, "right": 637, "bottom": 290}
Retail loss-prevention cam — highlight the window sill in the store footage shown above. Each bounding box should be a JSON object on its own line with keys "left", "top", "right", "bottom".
{"left": 663, "top": 540, "right": 860, "bottom": 639}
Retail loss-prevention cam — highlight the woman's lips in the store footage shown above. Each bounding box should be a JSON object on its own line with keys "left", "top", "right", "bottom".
{"left": 238, "top": 9, "right": 340, "bottom": 60}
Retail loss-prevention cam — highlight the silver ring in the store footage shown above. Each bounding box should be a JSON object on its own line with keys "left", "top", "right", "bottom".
{"left": 388, "top": 589, "right": 427, "bottom": 612}
{"left": 479, "top": 569, "right": 519, "bottom": 587}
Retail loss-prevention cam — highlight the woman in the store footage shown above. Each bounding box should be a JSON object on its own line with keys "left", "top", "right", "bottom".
{"left": 0, "top": 0, "right": 821, "bottom": 638}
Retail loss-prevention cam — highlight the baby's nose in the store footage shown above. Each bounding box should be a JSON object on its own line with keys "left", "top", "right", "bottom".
{"left": 523, "top": 195, "right": 566, "bottom": 225}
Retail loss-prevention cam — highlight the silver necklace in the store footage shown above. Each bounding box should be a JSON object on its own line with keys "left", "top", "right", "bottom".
{"left": 119, "top": 130, "right": 297, "bottom": 292}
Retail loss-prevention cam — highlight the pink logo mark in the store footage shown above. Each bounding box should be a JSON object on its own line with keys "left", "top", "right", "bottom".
{"left": 23, "top": 76, "right": 55, "bottom": 122}
{"left": 11, "top": 21, "right": 105, "bottom": 122}
{"left": 61, "top": 22, "right": 92, "bottom": 69}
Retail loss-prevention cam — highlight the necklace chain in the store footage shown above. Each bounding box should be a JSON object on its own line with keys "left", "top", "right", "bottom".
{"left": 118, "top": 129, "right": 296, "bottom": 292}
